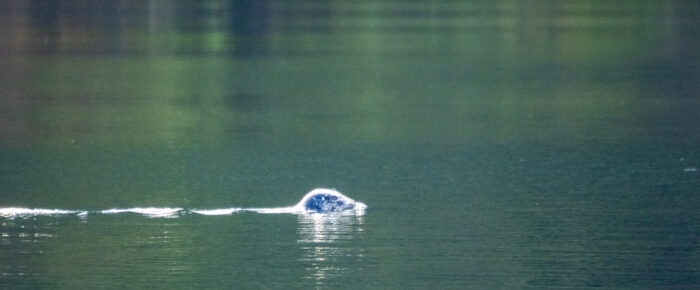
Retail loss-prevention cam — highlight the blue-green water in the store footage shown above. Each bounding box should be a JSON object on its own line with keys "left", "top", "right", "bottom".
{"left": 1, "top": 1, "right": 699, "bottom": 288}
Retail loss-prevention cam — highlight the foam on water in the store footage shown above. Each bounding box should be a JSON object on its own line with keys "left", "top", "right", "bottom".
{"left": 190, "top": 208, "right": 241, "bottom": 215}
{"left": 242, "top": 207, "right": 300, "bottom": 214}
{"left": 100, "top": 207, "right": 184, "bottom": 217}
{"left": 190, "top": 207, "right": 300, "bottom": 215}
{"left": 0, "top": 208, "right": 85, "bottom": 218}
{"left": 0, "top": 189, "right": 367, "bottom": 218}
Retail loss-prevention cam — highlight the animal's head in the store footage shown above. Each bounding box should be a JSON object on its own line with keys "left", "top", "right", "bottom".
{"left": 296, "top": 188, "right": 366, "bottom": 214}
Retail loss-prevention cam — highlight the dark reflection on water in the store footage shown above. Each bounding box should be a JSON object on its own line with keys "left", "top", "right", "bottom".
{"left": 1, "top": 0, "right": 697, "bottom": 58}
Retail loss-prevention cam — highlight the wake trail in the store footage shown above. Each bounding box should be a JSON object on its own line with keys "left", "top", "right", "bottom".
{"left": 0, "top": 188, "right": 367, "bottom": 218}
{"left": 0, "top": 207, "right": 304, "bottom": 218}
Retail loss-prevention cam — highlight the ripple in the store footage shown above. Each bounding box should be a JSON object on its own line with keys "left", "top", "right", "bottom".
{"left": 100, "top": 207, "right": 184, "bottom": 218}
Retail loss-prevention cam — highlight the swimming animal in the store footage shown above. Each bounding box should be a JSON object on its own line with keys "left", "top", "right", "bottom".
{"left": 237, "top": 188, "right": 367, "bottom": 215}
{"left": 295, "top": 188, "right": 367, "bottom": 214}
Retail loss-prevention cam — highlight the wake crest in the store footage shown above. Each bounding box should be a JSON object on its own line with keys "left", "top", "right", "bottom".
{"left": 0, "top": 207, "right": 301, "bottom": 218}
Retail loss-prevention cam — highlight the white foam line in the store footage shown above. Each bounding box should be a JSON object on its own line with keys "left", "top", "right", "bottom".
{"left": 0, "top": 208, "right": 84, "bottom": 217}
{"left": 0, "top": 206, "right": 362, "bottom": 217}
{"left": 190, "top": 208, "right": 241, "bottom": 215}
{"left": 0, "top": 207, "right": 303, "bottom": 217}
{"left": 189, "top": 207, "right": 301, "bottom": 215}
{"left": 241, "top": 207, "right": 301, "bottom": 214}
{"left": 100, "top": 207, "right": 183, "bottom": 217}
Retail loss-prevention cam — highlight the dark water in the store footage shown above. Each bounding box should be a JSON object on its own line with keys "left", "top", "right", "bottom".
{"left": 1, "top": 0, "right": 700, "bottom": 288}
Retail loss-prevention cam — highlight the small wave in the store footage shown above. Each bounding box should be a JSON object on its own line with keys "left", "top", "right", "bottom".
{"left": 100, "top": 207, "right": 183, "bottom": 217}
{"left": 0, "top": 207, "right": 308, "bottom": 217}
{"left": 190, "top": 207, "right": 299, "bottom": 215}
{"left": 190, "top": 208, "right": 241, "bottom": 215}
{"left": 241, "top": 207, "right": 300, "bottom": 214}
{"left": 0, "top": 208, "right": 85, "bottom": 218}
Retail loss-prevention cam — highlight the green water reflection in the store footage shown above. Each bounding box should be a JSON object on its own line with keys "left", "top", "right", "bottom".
{"left": 0, "top": 0, "right": 697, "bottom": 148}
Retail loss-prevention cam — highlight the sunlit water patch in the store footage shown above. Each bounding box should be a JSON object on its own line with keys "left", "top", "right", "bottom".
{"left": 297, "top": 214, "right": 365, "bottom": 285}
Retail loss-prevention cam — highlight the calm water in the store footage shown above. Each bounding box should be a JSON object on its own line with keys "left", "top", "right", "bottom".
{"left": 1, "top": 0, "right": 700, "bottom": 288}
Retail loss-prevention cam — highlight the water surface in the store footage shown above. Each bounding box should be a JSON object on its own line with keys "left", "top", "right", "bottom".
{"left": 1, "top": 0, "right": 699, "bottom": 288}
